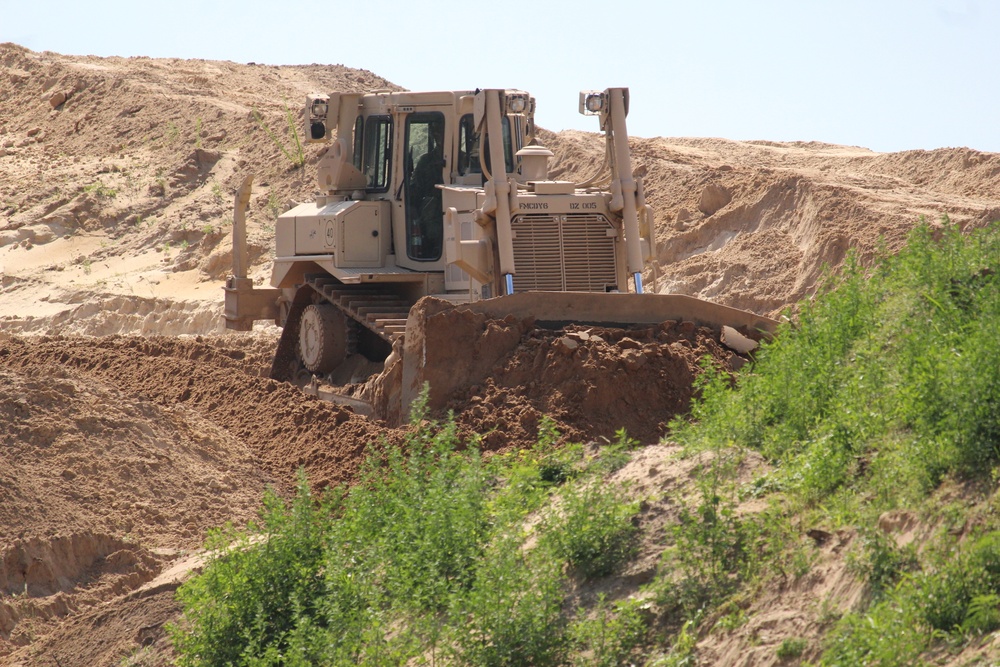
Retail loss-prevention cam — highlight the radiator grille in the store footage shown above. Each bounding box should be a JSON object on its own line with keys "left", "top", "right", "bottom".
{"left": 511, "top": 214, "right": 618, "bottom": 292}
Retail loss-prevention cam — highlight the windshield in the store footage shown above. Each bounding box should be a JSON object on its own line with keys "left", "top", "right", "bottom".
{"left": 457, "top": 114, "right": 514, "bottom": 176}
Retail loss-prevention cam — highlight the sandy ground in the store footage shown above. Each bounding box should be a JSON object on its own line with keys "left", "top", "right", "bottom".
{"left": 3, "top": 42, "right": 1000, "bottom": 665}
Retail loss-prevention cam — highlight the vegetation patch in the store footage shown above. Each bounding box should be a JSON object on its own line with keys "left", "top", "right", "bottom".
{"left": 671, "top": 220, "right": 1000, "bottom": 663}
{"left": 170, "top": 401, "right": 648, "bottom": 666}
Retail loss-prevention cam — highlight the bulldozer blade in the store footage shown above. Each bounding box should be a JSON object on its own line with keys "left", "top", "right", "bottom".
{"left": 390, "top": 292, "right": 779, "bottom": 425}
{"left": 458, "top": 292, "right": 778, "bottom": 335}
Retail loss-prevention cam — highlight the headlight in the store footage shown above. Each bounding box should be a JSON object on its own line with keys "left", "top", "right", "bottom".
{"left": 506, "top": 94, "right": 528, "bottom": 114}
{"left": 310, "top": 99, "right": 329, "bottom": 118}
{"left": 579, "top": 90, "right": 606, "bottom": 115}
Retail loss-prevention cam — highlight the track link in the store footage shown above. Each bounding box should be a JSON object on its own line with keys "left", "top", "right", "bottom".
{"left": 270, "top": 277, "right": 415, "bottom": 384}
{"left": 303, "top": 275, "right": 413, "bottom": 344}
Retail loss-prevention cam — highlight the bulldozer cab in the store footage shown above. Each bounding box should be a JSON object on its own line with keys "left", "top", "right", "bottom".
{"left": 316, "top": 91, "right": 524, "bottom": 277}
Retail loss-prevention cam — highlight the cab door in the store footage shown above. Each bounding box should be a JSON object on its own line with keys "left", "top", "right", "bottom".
{"left": 402, "top": 112, "right": 446, "bottom": 262}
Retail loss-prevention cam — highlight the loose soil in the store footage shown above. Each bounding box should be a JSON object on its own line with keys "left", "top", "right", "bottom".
{"left": 3, "top": 42, "right": 1000, "bottom": 665}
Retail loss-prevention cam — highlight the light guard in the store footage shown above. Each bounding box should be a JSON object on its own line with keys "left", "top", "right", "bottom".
{"left": 579, "top": 90, "right": 606, "bottom": 116}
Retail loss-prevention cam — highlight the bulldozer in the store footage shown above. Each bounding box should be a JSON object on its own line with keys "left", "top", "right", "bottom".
{"left": 224, "top": 87, "right": 776, "bottom": 423}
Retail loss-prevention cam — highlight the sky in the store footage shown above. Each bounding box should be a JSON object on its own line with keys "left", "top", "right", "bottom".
{"left": 2, "top": 0, "right": 997, "bottom": 153}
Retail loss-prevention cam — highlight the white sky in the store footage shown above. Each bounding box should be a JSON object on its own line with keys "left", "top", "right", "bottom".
{"left": 2, "top": 0, "right": 996, "bottom": 153}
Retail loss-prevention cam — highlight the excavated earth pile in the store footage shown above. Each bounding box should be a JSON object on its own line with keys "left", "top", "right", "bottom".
{"left": 446, "top": 321, "right": 751, "bottom": 448}
{"left": 0, "top": 334, "right": 401, "bottom": 666}
{"left": 0, "top": 335, "right": 406, "bottom": 490}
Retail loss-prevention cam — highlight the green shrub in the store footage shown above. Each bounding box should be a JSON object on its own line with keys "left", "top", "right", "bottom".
{"left": 172, "top": 407, "right": 652, "bottom": 666}
{"left": 960, "top": 593, "right": 1000, "bottom": 635}
{"left": 657, "top": 494, "right": 756, "bottom": 619}
{"left": 568, "top": 594, "right": 647, "bottom": 667}
{"left": 342, "top": 417, "right": 491, "bottom": 611}
{"left": 846, "top": 527, "right": 918, "bottom": 602}
{"left": 169, "top": 472, "right": 334, "bottom": 667}
{"left": 821, "top": 598, "right": 926, "bottom": 667}
{"left": 654, "top": 446, "right": 766, "bottom": 623}
{"left": 775, "top": 637, "right": 807, "bottom": 660}
{"left": 540, "top": 478, "right": 639, "bottom": 579}
{"left": 822, "top": 530, "right": 1000, "bottom": 664}
{"left": 451, "top": 531, "right": 568, "bottom": 666}
{"left": 914, "top": 530, "right": 1000, "bottom": 633}
{"left": 672, "top": 220, "right": 1000, "bottom": 509}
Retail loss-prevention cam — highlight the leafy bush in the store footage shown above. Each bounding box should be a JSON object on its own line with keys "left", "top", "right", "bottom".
{"left": 169, "top": 472, "right": 334, "bottom": 667}
{"left": 660, "top": 221, "right": 1000, "bottom": 664}
{"left": 653, "top": 445, "right": 771, "bottom": 625}
{"left": 656, "top": 489, "right": 756, "bottom": 619}
{"left": 171, "top": 407, "right": 655, "bottom": 666}
{"left": 541, "top": 478, "right": 639, "bottom": 579}
{"left": 823, "top": 530, "right": 1000, "bottom": 665}
{"left": 568, "top": 594, "right": 647, "bottom": 667}
{"left": 452, "top": 531, "right": 568, "bottom": 666}
{"left": 914, "top": 530, "right": 1000, "bottom": 633}
{"left": 821, "top": 598, "right": 926, "bottom": 667}
{"left": 673, "top": 220, "right": 1000, "bottom": 507}
{"left": 775, "top": 637, "right": 807, "bottom": 660}
{"left": 343, "top": 417, "right": 490, "bottom": 611}
{"left": 846, "top": 526, "right": 918, "bottom": 602}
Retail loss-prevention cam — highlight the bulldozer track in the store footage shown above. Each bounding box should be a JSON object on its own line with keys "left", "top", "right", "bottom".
{"left": 269, "top": 277, "right": 415, "bottom": 383}
{"left": 303, "top": 274, "right": 414, "bottom": 344}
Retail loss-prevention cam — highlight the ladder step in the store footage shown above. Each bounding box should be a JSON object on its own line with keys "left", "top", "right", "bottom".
{"left": 322, "top": 286, "right": 384, "bottom": 298}
{"left": 337, "top": 295, "right": 401, "bottom": 308}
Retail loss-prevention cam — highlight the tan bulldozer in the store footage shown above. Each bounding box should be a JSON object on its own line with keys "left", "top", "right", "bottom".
{"left": 224, "top": 88, "right": 776, "bottom": 423}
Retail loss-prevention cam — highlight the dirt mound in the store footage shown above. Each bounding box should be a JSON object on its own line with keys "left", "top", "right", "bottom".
{"left": 0, "top": 362, "right": 269, "bottom": 547}
{"left": 446, "top": 321, "right": 750, "bottom": 448}
{"left": 0, "top": 42, "right": 401, "bottom": 338}
{"left": 0, "top": 532, "right": 162, "bottom": 651}
{"left": 4, "top": 586, "right": 179, "bottom": 667}
{"left": 0, "top": 333, "right": 403, "bottom": 663}
{"left": 0, "top": 335, "right": 405, "bottom": 491}
{"left": 389, "top": 297, "right": 749, "bottom": 449}
{"left": 0, "top": 358, "right": 271, "bottom": 660}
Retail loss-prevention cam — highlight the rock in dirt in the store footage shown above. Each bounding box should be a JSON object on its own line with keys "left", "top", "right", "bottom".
{"left": 47, "top": 90, "right": 69, "bottom": 108}
{"left": 721, "top": 325, "right": 759, "bottom": 354}
{"left": 557, "top": 336, "right": 579, "bottom": 354}
{"left": 698, "top": 184, "right": 732, "bottom": 216}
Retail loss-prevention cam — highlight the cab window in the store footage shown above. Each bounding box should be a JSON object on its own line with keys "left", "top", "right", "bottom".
{"left": 457, "top": 113, "right": 513, "bottom": 176}
{"left": 352, "top": 116, "right": 364, "bottom": 171}
{"left": 362, "top": 115, "right": 391, "bottom": 192}
{"left": 404, "top": 112, "right": 445, "bottom": 261}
